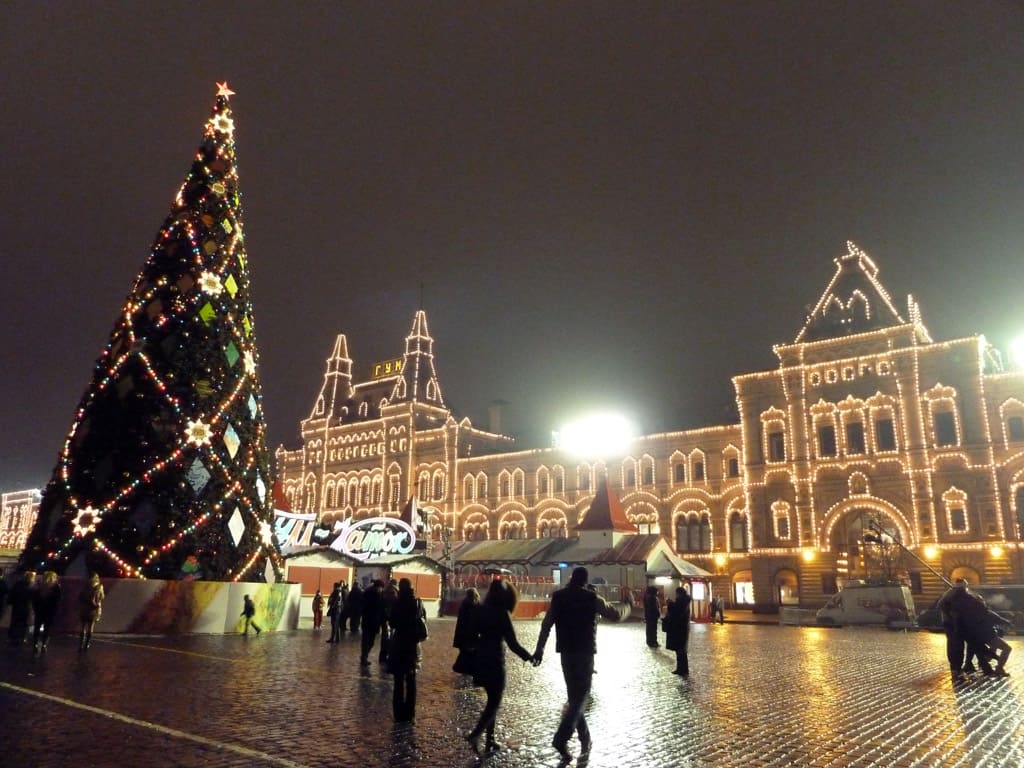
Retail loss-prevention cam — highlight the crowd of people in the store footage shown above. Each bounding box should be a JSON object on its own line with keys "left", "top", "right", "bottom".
{"left": 0, "top": 568, "right": 105, "bottom": 654}
{"left": 938, "top": 577, "right": 1012, "bottom": 680}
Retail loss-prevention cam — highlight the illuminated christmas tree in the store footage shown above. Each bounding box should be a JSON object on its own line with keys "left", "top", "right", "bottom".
{"left": 21, "top": 83, "right": 283, "bottom": 583}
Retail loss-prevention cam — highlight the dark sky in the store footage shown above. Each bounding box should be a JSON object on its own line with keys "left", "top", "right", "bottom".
{"left": 2, "top": 2, "right": 1024, "bottom": 491}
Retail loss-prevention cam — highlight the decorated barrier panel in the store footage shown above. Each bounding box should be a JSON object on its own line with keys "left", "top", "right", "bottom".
{"left": 5, "top": 578, "right": 301, "bottom": 635}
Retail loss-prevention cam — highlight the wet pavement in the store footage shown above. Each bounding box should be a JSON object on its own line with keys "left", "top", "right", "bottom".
{"left": 1, "top": 618, "right": 1022, "bottom": 767}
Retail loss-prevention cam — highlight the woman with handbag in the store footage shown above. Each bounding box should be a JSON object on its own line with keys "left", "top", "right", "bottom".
{"left": 463, "top": 579, "right": 534, "bottom": 754}
{"left": 387, "top": 578, "right": 427, "bottom": 721}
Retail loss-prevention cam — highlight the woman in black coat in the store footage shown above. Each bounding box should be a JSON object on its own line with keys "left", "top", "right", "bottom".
{"left": 664, "top": 586, "right": 692, "bottom": 677}
{"left": 387, "top": 578, "right": 427, "bottom": 721}
{"left": 464, "top": 579, "right": 534, "bottom": 754}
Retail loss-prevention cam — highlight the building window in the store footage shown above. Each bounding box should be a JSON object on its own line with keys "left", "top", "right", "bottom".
{"left": 875, "top": 417, "right": 897, "bottom": 451}
{"left": 433, "top": 476, "right": 443, "bottom": 500}
{"left": 729, "top": 512, "right": 748, "bottom": 551}
{"left": 580, "top": 474, "right": 590, "bottom": 491}
{"left": 950, "top": 506, "right": 967, "bottom": 533}
{"left": 555, "top": 476, "right": 563, "bottom": 493}
{"left": 818, "top": 425, "right": 837, "bottom": 457}
{"left": 934, "top": 411, "right": 957, "bottom": 447}
{"left": 768, "top": 431, "right": 785, "bottom": 462}
{"left": 776, "top": 515, "right": 790, "bottom": 539}
{"left": 539, "top": 476, "right": 549, "bottom": 494}
{"left": 674, "top": 463, "right": 686, "bottom": 482}
{"left": 643, "top": 466, "right": 654, "bottom": 485}
{"left": 677, "top": 514, "right": 710, "bottom": 553}
{"left": 845, "top": 421, "right": 865, "bottom": 454}
{"left": 514, "top": 475, "right": 523, "bottom": 497}
{"left": 694, "top": 462, "right": 705, "bottom": 481}
{"left": 727, "top": 457, "right": 739, "bottom": 478}
{"left": 1009, "top": 416, "right": 1024, "bottom": 442}
{"left": 626, "top": 468, "right": 636, "bottom": 487}
{"left": 500, "top": 478, "right": 509, "bottom": 498}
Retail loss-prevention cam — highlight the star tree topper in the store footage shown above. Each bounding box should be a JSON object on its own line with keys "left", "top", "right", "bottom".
{"left": 216, "top": 81, "right": 235, "bottom": 99}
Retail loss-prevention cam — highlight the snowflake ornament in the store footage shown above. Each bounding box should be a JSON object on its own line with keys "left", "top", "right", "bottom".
{"left": 198, "top": 271, "right": 223, "bottom": 296}
{"left": 185, "top": 418, "right": 214, "bottom": 446}
{"left": 72, "top": 506, "right": 102, "bottom": 537}
{"left": 242, "top": 350, "right": 256, "bottom": 375}
{"left": 211, "top": 113, "right": 234, "bottom": 136}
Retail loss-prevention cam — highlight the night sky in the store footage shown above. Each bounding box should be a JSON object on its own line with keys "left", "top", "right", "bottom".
{"left": 2, "top": 2, "right": 1023, "bottom": 492}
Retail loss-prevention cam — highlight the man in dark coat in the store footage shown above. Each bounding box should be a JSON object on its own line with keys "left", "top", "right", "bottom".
{"left": 360, "top": 580, "right": 386, "bottom": 665}
{"left": 664, "top": 586, "right": 693, "bottom": 676}
{"left": 346, "top": 581, "right": 363, "bottom": 633}
{"left": 533, "top": 567, "right": 626, "bottom": 762}
{"left": 643, "top": 586, "right": 661, "bottom": 647}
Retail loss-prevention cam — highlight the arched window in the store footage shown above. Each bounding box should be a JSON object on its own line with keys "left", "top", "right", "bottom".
{"left": 729, "top": 512, "right": 748, "bottom": 551}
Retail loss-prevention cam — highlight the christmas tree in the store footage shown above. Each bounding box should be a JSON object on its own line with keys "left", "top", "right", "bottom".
{"left": 20, "top": 83, "right": 283, "bottom": 583}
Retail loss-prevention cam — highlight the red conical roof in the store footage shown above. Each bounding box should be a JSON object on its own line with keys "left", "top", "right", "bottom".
{"left": 577, "top": 476, "right": 638, "bottom": 533}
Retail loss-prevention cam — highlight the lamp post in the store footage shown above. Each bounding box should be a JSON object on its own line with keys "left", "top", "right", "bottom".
{"left": 439, "top": 524, "right": 453, "bottom": 617}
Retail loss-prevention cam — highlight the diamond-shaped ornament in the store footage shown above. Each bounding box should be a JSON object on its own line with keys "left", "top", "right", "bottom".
{"left": 248, "top": 394, "right": 258, "bottom": 419}
{"left": 186, "top": 458, "right": 211, "bottom": 494}
{"left": 256, "top": 474, "right": 267, "bottom": 503}
{"left": 264, "top": 559, "right": 277, "bottom": 584}
{"left": 199, "top": 302, "right": 217, "bottom": 325}
{"left": 224, "top": 274, "right": 238, "bottom": 297}
{"left": 225, "top": 341, "right": 239, "bottom": 367}
{"left": 243, "top": 315, "right": 252, "bottom": 336}
{"left": 227, "top": 507, "right": 244, "bottom": 547}
{"left": 223, "top": 423, "right": 240, "bottom": 459}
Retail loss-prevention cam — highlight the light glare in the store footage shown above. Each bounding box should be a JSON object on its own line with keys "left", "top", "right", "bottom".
{"left": 554, "top": 412, "right": 637, "bottom": 457}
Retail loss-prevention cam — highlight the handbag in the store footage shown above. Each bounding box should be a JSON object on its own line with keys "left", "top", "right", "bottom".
{"left": 452, "top": 647, "right": 476, "bottom": 675}
{"left": 416, "top": 615, "right": 429, "bottom": 641}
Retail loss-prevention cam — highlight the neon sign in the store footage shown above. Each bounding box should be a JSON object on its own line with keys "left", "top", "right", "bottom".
{"left": 331, "top": 516, "right": 416, "bottom": 561}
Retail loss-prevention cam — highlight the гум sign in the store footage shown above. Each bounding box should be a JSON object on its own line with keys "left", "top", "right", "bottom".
{"left": 330, "top": 517, "right": 417, "bottom": 561}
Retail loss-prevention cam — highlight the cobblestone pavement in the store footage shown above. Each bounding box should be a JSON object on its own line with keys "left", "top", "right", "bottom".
{"left": 1, "top": 619, "right": 1023, "bottom": 768}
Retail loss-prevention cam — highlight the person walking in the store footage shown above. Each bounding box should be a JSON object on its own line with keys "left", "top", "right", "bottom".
{"left": 346, "top": 581, "right": 364, "bottom": 634}
{"left": 311, "top": 589, "right": 324, "bottom": 631}
{"left": 452, "top": 587, "right": 481, "bottom": 677}
{"left": 78, "top": 572, "right": 105, "bottom": 651}
{"left": 7, "top": 571, "right": 36, "bottom": 646}
{"left": 241, "top": 594, "right": 262, "bottom": 636}
{"left": 379, "top": 578, "right": 399, "bottom": 664}
{"left": 360, "top": 579, "right": 386, "bottom": 666}
{"left": 464, "top": 580, "right": 534, "bottom": 754}
{"left": 664, "top": 585, "right": 693, "bottom": 677}
{"left": 32, "top": 571, "right": 62, "bottom": 655}
{"left": 711, "top": 595, "right": 726, "bottom": 624}
{"left": 326, "top": 582, "right": 343, "bottom": 643}
{"left": 532, "top": 566, "right": 626, "bottom": 762}
{"left": 386, "top": 578, "right": 427, "bottom": 722}
{"left": 643, "top": 586, "right": 661, "bottom": 647}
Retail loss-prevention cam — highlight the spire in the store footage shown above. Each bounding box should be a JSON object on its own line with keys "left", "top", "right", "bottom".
{"left": 308, "top": 334, "right": 353, "bottom": 421}
{"left": 795, "top": 241, "right": 911, "bottom": 343}
{"left": 20, "top": 83, "right": 283, "bottom": 582}
{"left": 577, "top": 476, "right": 639, "bottom": 533}
{"left": 389, "top": 309, "right": 445, "bottom": 407}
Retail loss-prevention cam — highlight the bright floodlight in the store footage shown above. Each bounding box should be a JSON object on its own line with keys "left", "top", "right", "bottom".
{"left": 1011, "top": 336, "right": 1024, "bottom": 369}
{"left": 554, "top": 412, "right": 637, "bottom": 457}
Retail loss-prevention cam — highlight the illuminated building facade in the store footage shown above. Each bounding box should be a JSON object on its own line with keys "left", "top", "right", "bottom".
{"left": 277, "top": 243, "right": 1024, "bottom": 611}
